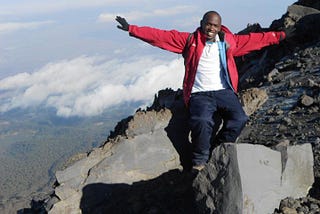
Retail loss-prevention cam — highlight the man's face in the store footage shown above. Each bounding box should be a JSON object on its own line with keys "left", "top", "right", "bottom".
{"left": 201, "top": 13, "right": 221, "bottom": 41}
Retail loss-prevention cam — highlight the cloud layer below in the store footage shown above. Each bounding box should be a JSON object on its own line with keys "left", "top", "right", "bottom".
{"left": 0, "top": 55, "right": 184, "bottom": 117}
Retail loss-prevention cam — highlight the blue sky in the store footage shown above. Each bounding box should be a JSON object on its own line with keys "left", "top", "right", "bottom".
{"left": 0, "top": 0, "right": 296, "bottom": 117}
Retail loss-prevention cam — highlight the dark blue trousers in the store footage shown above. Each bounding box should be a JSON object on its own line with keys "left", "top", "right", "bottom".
{"left": 189, "top": 89, "right": 248, "bottom": 166}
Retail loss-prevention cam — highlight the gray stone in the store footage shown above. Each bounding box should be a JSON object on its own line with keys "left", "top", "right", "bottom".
{"left": 193, "top": 143, "right": 314, "bottom": 214}
{"left": 49, "top": 109, "right": 181, "bottom": 214}
{"left": 84, "top": 129, "right": 181, "bottom": 185}
{"left": 237, "top": 144, "right": 284, "bottom": 213}
{"left": 240, "top": 88, "right": 268, "bottom": 116}
{"left": 287, "top": 4, "right": 320, "bottom": 24}
{"left": 193, "top": 143, "right": 243, "bottom": 214}
{"left": 300, "top": 94, "right": 314, "bottom": 106}
{"left": 268, "top": 68, "right": 280, "bottom": 82}
{"left": 281, "top": 144, "right": 315, "bottom": 197}
{"left": 125, "top": 109, "right": 172, "bottom": 137}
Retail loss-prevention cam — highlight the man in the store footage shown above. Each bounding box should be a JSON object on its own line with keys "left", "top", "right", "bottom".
{"left": 116, "top": 11, "right": 291, "bottom": 171}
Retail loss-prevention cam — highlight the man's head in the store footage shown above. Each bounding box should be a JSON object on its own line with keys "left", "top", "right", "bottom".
{"left": 200, "top": 11, "right": 222, "bottom": 42}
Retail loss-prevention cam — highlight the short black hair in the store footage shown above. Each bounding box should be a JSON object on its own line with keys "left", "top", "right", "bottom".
{"left": 202, "top": 11, "right": 221, "bottom": 22}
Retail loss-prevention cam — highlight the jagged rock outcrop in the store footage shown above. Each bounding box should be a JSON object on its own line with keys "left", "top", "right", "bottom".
{"left": 49, "top": 108, "right": 183, "bottom": 213}
{"left": 45, "top": 85, "right": 272, "bottom": 214}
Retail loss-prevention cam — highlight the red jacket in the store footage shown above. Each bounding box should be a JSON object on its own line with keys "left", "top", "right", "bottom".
{"left": 128, "top": 25, "right": 285, "bottom": 105}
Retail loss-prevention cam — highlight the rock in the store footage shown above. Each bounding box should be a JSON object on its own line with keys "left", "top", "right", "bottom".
{"left": 270, "top": 3, "right": 320, "bottom": 29}
{"left": 282, "top": 144, "right": 315, "bottom": 196}
{"left": 125, "top": 109, "right": 172, "bottom": 137}
{"left": 193, "top": 143, "right": 314, "bottom": 214}
{"left": 282, "top": 207, "right": 298, "bottom": 214}
{"left": 300, "top": 94, "right": 314, "bottom": 106}
{"left": 49, "top": 109, "right": 182, "bottom": 214}
{"left": 268, "top": 68, "right": 281, "bottom": 82}
{"left": 193, "top": 143, "right": 243, "bottom": 214}
{"left": 275, "top": 59, "right": 297, "bottom": 71}
{"left": 240, "top": 88, "right": 268, "bottom": 116}
{"left": 276, "top": 196, "right": 320, "bottom": 214}
{"left": 285, "top": 4, "right": 320, "bottom": 26}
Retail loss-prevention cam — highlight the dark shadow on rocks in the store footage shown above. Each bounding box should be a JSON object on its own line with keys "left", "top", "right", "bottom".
{"left": 16, "top": 199, "right": 48, "bottom": 214}
{"left": 309, "top": 177, "right": 320, "bottom": 200}
{"left": 295, "top": 13, "right": 320, "bottom": 44}
{"left": 80, "top": 169, "right": 197, "bottom": 214}
{"left": 163, "top": 90, "right": 193, "bottom": 171}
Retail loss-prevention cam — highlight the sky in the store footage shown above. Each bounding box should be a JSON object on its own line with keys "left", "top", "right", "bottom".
{"left": 0, "top": 0, "right": 297, "bottom": 117}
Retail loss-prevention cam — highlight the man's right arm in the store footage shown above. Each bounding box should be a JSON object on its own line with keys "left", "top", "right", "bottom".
{"left": 115, "top": 16, "right": 190, "bottom": 54}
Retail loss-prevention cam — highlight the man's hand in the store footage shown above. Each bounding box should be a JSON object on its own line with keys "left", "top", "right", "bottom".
{"left": 116, "top": 16, "right": 129, "bottom": 31}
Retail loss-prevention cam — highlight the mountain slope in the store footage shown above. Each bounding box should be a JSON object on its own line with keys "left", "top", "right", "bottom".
{"left": 20, "top": 1, "right": 320, "bottom": 213}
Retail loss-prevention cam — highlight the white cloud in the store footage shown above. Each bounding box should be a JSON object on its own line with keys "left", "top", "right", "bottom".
{"left": 98, "top": 5, "right": 195, "bottom": 23}
{"left": 0, "top": 21, "right": 54, "bottom": 34}
{"left": 0, "top": 55, "right": 184, "bottom": 117}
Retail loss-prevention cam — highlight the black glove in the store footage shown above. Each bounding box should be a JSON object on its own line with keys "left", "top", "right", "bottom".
{"left": 282, "top": 26, "right": 296, "bottom": 41}
{"left": 116, "top": 16, "right": 129, "bottom": 31}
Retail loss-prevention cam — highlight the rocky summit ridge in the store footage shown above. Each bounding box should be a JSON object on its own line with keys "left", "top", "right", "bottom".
{"left": 19, "top": 1, "right": 320, "bottom": 213}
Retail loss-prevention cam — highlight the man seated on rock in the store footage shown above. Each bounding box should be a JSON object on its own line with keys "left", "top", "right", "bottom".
{"left": 115, "top": 11, "right": 294, "bottom": 172}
